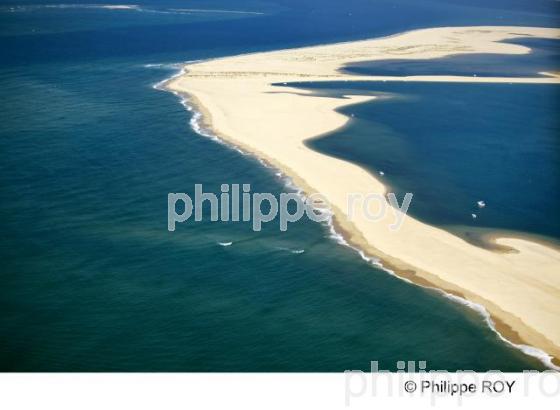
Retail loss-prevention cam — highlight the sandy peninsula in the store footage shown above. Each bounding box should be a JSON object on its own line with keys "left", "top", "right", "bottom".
{"left": 166, "top": 26, "right": 560, "bottom": 366}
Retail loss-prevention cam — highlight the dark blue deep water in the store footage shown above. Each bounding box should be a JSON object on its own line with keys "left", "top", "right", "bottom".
{"left": 304, "top": 81, "right": 560, "bottom": 241}
{"left": 1, "top": 0, "right": 558, "bottom": 371}
{"left": 344, "top": 38, "right": 560, "bottom": 78}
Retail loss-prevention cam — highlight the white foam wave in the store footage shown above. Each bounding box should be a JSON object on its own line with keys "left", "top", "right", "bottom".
{"left": 151, "top": 63, "right": 246, "bottom": 154}
{"left": 0, "top": 4, "right": 264, "bottom": 16}
{"left": 440, "top": 292, "right": 560, "bottom": 370}
{"left": 218, "top": 241, "right": 233, "bottom": 247}
{"left": 99, "top": 5, "right": 139, "bottom": 10}
{"left": 143, "top": 62, "right": 184, "bottom": 70}
{"left": 275, "top": 247, "right": 305, "bottom": 254}
{"left": 168, "top": 8, "right": 264, "bottom": 15}
{"left": 0, "top": 4, "right": 210, "bottom": 17}
{"left": 0, "top": 4, "right": 247, "bottom": 16}
{"left": 0, "top": 4, "right": 141, "bottom": 12}
{"left": 322, "top": 212, "right": 387, "bottom": 270}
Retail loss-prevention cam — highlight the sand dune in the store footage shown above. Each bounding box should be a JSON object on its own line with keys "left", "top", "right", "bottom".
{"left": 166, "top": 26, "right": 560, "bottom": 366}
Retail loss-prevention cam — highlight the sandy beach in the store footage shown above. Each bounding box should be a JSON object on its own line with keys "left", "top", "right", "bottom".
{"left": 166, "top": 26, "right": 560, "bottom": 365}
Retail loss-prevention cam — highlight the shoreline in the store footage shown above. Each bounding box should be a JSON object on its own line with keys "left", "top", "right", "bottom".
{"left": 163, "top": 26, "right": 560, "bottom": 368}
{"left": 171, "top": 88, "right": 560, "bottom": 370}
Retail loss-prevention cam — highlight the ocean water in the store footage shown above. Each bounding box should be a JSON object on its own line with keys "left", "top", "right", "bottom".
{"left": 344, "top": 38, "right": 560, "bottom": 78}
{"left": 304, "top": 81, "right": 560, "bottom": 241}
{"left": 1, "top": 0, "right": 558, "bottom": 371}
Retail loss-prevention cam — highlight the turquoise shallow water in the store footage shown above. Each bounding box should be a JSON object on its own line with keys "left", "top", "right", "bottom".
{"left": 0, "top": 0, "right": 558, "bottom": 371}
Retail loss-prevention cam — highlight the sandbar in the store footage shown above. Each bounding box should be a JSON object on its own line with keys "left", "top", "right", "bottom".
{"left": 166, "top": 26, "right": 560, "bottom": 366}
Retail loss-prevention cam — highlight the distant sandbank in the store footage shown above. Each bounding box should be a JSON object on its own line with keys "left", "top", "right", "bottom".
{"left": 166, "top": 26, "right": 560, "bottom": 366}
